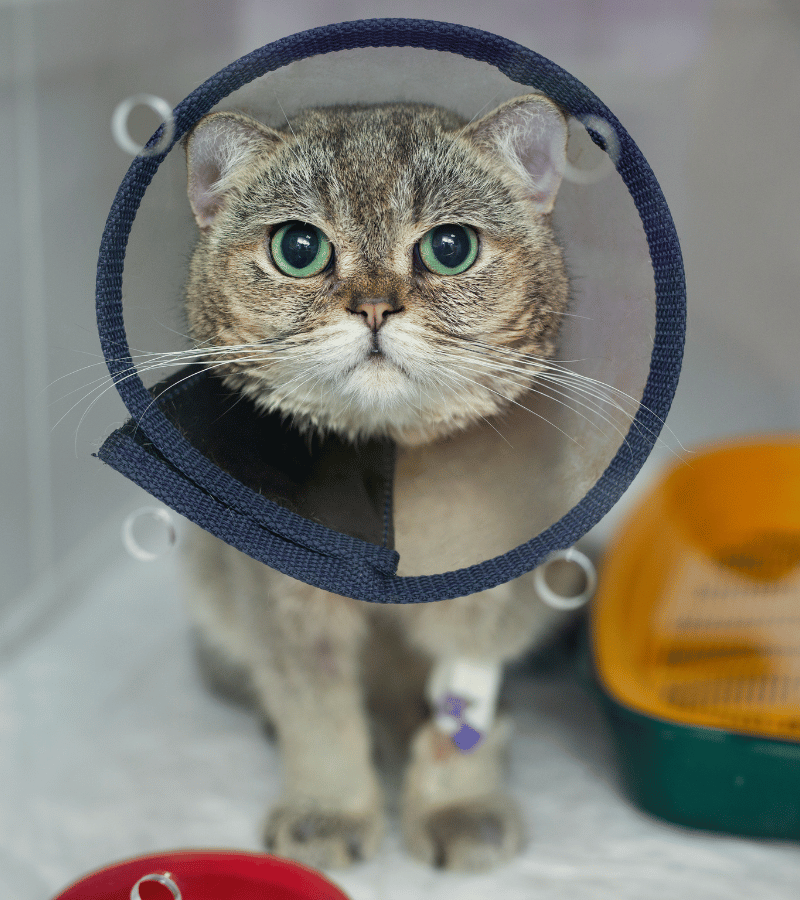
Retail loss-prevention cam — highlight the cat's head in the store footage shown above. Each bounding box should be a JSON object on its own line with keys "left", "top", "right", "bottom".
{"left": 184, "top": 95, "right": 569, "bottom": 445}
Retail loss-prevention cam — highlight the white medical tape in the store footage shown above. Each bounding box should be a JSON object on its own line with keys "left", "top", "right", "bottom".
{"left": 426, "top": 658, "right": 502, "bottom": 750}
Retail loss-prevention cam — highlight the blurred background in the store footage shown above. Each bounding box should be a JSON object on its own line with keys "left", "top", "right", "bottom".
{"left": 2, "top": 1, "right": 799, "bottom": 898}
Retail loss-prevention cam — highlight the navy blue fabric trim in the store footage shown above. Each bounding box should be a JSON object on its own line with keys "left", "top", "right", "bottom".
{"left": 103, "top": 364, "right": 400, "bottom": 570}
{"left": 95, "top": 18, "right": 685, "bottom": 602}
{"left": 98, "top": 431, "right": 400, "bottom": 596}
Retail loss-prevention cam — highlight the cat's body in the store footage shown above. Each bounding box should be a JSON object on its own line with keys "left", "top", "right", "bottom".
{"left": 181, "top": 95, "right": 571, "bottom": 870}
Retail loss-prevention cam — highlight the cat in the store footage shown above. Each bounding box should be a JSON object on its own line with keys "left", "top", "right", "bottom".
{"left": 181, "top": 93, "right": 571, "bottom": 871}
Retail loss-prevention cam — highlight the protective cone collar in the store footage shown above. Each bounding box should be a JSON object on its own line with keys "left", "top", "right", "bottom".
{"left": 95, "top": 18, "right": 685, "bottom": 603}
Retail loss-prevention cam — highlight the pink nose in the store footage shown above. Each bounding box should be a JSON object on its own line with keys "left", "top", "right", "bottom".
{"left": 355, "top": 300, "right": 394, "bottom": 331}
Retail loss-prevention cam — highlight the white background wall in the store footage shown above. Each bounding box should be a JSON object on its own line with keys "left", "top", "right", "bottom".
{"left": 2, "top": 0, "right": 799, "bottom": 622}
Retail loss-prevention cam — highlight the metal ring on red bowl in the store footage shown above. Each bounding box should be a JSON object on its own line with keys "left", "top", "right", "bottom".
{"left": 52, "top": 850, "right": 351, "bottom": 900}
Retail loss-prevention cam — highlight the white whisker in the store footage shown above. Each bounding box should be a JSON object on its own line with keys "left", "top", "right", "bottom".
{"left": 58, "top": 334, "right": 330, "bottom": 455}
{"left": 453, "top": 339, "right": 687, "bottom": 455}
{"left": 436, "top": 347, "right": 633, "bottom": 448}
{"left": 427, "top": 356, "right": 586, "bottom": 451}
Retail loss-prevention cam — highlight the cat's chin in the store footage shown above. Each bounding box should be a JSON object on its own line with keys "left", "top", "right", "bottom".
{"left": 286, "top": 400, "right": 500, "bottom": 450}
{"left": 239, "top": 372, "right": 474, "bottom": 448}
{"left": 344, "top": 352, "right": 409, "bottom": 394}
{"left": 229, "top": 349, "right": 519, "bottom": 448}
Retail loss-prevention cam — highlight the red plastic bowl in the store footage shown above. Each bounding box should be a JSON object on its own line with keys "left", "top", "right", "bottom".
{"left": 52, "top": 850, "right": 351, "bottom": 900}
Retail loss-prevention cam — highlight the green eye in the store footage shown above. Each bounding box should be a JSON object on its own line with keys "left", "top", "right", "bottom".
{"left": 418, "top": 224, "right": 479, "bottom": 275}
{"left": 270, "top": 222, "right": 332, "bottom": 277}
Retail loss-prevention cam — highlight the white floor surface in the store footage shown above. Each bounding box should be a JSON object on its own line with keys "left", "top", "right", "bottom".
{"left": 2, "top": 548, "right": 798, "bottom": 900}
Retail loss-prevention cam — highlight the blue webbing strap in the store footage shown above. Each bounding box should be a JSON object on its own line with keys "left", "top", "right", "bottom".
{"left": 96, "top": 18, "right": 685, "bottom": 603}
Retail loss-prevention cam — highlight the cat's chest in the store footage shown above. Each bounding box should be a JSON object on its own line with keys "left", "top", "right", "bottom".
{"left": 392, "top": 392, "right": 563, "bottom": 576}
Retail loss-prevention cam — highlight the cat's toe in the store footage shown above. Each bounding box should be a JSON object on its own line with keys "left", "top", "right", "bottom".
{"left": 264, "top": 805, "right": 384, "bottom": 869}
{"left": 405, "top": 796, "right": 526, "bottom": 871}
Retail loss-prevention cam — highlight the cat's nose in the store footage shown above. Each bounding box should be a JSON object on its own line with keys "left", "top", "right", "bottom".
{"left": 354, "top": 300, "right": 398, "bottom": 331}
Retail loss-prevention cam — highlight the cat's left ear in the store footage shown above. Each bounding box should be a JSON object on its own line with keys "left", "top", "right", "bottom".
{"left": 184, "top": 111, "right": 284, "bottom": 229}
{"left": 463, "top": 94, "right": 568, "bottom": 215}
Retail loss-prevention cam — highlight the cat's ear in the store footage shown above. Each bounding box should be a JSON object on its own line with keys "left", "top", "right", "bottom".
{"left": 185, "top": 112, "right": 283, "bottom": 229}
{"left": 463, "top": 94, "right": 568, "bottom": 215}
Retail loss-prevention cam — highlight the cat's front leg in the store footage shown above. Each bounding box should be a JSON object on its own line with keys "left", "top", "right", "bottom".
{"left": 401, "top": 708, "right": 525, "bottom": 871}
{"left": 397, "top": 584, "right": 559, "bottom": 870}
{"left": 247, "top": 581, "right": 385, "bottom": 869}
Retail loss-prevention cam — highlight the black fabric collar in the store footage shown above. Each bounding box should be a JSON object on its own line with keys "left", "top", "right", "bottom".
{"left": 101, "top": 365, "right": 397, "bottom": 550}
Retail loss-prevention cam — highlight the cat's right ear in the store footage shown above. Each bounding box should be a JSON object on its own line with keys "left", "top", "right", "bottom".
{"left": 463, "top": 94, "right": 569, "bottom": 215}
{"left": 185, "top": 112, "right": 283, "bottom": 229}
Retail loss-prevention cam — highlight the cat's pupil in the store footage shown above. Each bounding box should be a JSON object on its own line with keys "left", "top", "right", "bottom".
{"left": 281, "top": 224, "right": 320, "bottom": 270}
{"left": 430, "top": 225, "right": 470, "bottom": 268}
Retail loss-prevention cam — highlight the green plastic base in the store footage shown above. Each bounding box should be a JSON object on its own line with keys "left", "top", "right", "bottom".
{"left": 599, "top": 691, "right": 800, "bottom": 840}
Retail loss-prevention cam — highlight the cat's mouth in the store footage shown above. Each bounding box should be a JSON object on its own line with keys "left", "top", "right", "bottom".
{"left": 360, "top": 333, "right": 399, "bottom": 366}
{"left": 333, "top": 326, "right": 413, "bottom": 386}
{"left": 364, "top": 344, "right": 409, "bottom": 375}
{"left": 362, "top": 349, "right": 400, "bottom": 372}
{"left": 345, "top": 342, "right": 410, "bottom": 382}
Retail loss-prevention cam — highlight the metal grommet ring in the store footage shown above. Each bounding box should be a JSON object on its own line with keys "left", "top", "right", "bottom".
{"left": 121, "top": 506, "right": 177, "bottom": 561}
{"left": 112, "top": 93, "right": 175, "bottom": 157}
{"left": 533, "top": 547, "right": 597, "bottom": 610}
{"left": 561, "top": 114, "right": 621, "bottom": 185}
{"left": 130, "top": 872, "right": 182, "bottom": 900}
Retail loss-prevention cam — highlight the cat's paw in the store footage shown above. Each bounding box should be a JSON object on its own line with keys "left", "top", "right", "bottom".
{"left": 400, "top": 716, "right": 524, "bottom": 869}
{"left": 403, "top": 795, "right": 525, "bottom": 871}
{"left": 264, "top": 804, "right": 384, "bottom": 869}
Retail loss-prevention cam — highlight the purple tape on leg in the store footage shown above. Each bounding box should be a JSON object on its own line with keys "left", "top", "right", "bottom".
{"left": 452, "top": 723, "right": 483, "bottom": 752}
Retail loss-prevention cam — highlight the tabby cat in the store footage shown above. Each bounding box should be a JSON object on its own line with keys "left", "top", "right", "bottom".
{"left": 182, "top": 93, "right": 570, "bottom": 871}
